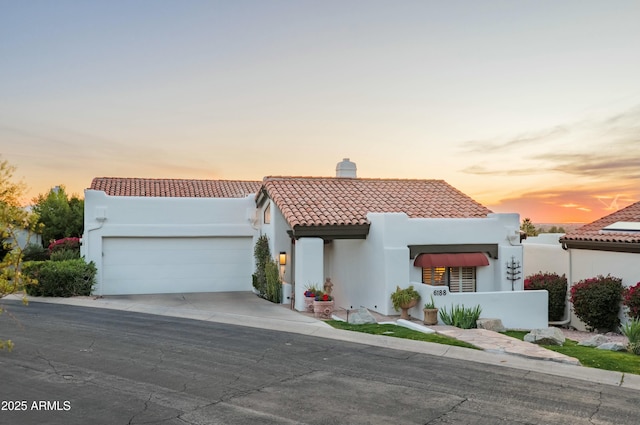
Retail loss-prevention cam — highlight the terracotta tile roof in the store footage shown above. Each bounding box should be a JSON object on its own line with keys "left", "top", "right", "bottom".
{"left": 90, "top": 177, "right": 261, "bottom": 198}
{"left": 261, "top": 177, "right": 492, "bottom": 227}
{"left": 561, "top": 201, "right": 640, "bottom": 244}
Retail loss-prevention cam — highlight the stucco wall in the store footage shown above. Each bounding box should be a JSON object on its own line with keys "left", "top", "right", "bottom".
{"left": 322, "top": 212, "right": 529, "bottom": 320}
{"left": 412, "top": 284, "right": 548, "bottom": 329}
{"left": 522, "top": 234, "right": 569, "bottom": 278}
{"left": 83, "top": 190, "right": 258, "bottom": 295}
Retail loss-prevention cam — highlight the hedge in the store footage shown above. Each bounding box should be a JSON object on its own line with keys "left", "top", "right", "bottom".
{"left": 23, "top": 259, "right": 96, "bottom": 297}
{"left": 524, "top": 272, "right": 567, "bottom": 321}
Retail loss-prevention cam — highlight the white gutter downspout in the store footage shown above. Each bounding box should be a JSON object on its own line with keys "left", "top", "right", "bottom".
{"left": 83, "top": 217, "right": 106, "bottom": 297}
{"left": 550, "top": 242, "right": 572, "bottom": 326}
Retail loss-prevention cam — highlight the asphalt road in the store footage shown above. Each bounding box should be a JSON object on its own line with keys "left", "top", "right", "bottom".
{"left": 0, "top": 301, "right": 638, "bottom": 425}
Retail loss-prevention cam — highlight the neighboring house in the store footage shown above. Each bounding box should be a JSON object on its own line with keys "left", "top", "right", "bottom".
{"left": 82, "top": 159, "right": 548, "bottom": 329}
{"left": 558, "top": 201, "right": 640, "bottom": 329}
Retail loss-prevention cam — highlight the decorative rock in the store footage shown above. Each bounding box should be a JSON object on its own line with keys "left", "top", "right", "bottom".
{"left": 596, "top": 342, "right": 627, "bottom": 352}
{"left": 578, "top": 335, "right": 608, "bottom": 347}
{"left": 524, "top": 327, "right": 566, "bottom": 346}
{"left": 348, "top": 307, "right": 377, "bottom": 325}
{"left": 476, "top": 318, "right": 506, "bottom": 333}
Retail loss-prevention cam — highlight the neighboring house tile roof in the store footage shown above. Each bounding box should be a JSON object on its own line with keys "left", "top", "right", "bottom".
{"left": 560, "top": 200, "right": 640, "bottom": 245}
{"left": 260, "top": 177, "right": 492, "bottom": 228}
{"left": 90, "top": 177, "right": 261, "bottom": 198}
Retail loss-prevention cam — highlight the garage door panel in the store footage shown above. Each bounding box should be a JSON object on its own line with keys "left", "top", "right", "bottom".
{"left": 101, "top": 237, "right": 253, "bottom": 295}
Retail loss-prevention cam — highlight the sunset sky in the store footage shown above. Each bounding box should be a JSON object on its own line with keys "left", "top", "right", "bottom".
{"left": 1, "top": 1, "right": 639, "bottom": 224}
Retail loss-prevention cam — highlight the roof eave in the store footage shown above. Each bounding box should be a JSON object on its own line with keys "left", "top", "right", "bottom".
{"left": 288, "top": 224, "right": 370, "bottom": 241}
{"left": 560, "top": 238, "right": 640, "bottom": 254}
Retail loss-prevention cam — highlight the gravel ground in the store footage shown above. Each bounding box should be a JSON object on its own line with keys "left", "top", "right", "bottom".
{"left": 559, "top": 328, "right": 628, "bottom": 345}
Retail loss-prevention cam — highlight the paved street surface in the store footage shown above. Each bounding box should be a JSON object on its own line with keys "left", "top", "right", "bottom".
{"left": 0, "top": 301, "right": 638, "bottom": 425}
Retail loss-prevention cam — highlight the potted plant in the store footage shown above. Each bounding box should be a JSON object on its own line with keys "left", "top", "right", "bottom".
{"left": 303, "top": 284, "right": 320, "bottom": 312}
{"left": 390, "top": 285, "right": 421, "bottom": 320}
{"left": 423, "top": 294, "right": 439, "bottom": 326}
{"left": 313, "top": 292, "right": 334, "bottom": 319}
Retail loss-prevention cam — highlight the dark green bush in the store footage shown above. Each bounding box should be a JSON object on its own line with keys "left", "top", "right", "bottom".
{"left": 252, "top": 235, "right": 270, "bottom": 296}
{"left": 49, "top": 248, "right": 80, "bottom": 261}
{"left": 570, "top": 275, "right": 623, "bottom": 332}
{"left": 524, "top": 272, "right": 567, "bottom": 321}
{"left": 264, "top": 259, "right": 281, "bottom": 303}
{"left": 23, "top": 259, "right": 96, "bottom": 297}
{"left": 22, "top": 243, "right": 49, "bottom": 261}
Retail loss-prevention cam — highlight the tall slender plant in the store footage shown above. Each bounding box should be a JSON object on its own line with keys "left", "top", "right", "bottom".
{"left": 264, "top": 259, "right": 282, "bottom": 303}
{"left": 252, "top": 235, "right": 270, "bottom": 296}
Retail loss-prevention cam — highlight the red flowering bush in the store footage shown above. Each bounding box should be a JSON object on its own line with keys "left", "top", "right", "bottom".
{"left": 524, "top": 272, "right": 567, "bottom": 321}
{"left": 623, "top": 282, "right": 640, "bottom": 320}
{"left": 570, "top": 275, "right": 623, "bottom": 331}
{"left": 48, "top": 237, "right": 80, "bottom": 253}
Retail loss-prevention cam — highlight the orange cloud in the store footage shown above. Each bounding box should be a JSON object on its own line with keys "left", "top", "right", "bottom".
{"left": 487, "top": 188, "right": 639, "bottom": 224}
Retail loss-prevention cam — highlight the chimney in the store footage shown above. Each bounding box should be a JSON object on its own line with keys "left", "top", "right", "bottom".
{"left": 335, "top": 158, "right": 357, "bottom": 178}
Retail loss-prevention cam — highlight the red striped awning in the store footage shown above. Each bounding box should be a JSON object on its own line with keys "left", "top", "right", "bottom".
{"left": 413, "top": 253, "right": 489, "bottom": 268}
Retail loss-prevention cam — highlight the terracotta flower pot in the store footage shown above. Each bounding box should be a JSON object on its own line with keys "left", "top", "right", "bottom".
{"left": 399, "top": 299, "right": 418, "bottom": 320}
{"left": 304, "top": 296, "right": 315, "bottom": 312}
{"left": 313, "top": 300, "right": 334, "bottom": 319}
{"left": 423, "top": 308, "right": 439, "bottom": 325}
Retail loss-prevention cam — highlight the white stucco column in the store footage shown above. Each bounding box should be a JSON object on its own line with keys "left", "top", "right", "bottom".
{"left": 294, "top": 237, "right": 324, "bottom": 311}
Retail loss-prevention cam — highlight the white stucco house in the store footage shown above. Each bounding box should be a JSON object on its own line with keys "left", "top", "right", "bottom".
{"left": 523, "top": 201, "right": 640, "bottom": 329}
{"left": 559, "top": 201, "right": 640, "bottom": 329}
{"left": 82, "top": 159, "right": 547, "bottom": 329}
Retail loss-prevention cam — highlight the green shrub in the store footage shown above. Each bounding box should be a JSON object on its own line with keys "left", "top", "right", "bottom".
{"left": 439, "top": 304, "right": 482, "bottom": 329}
{"left": 623, "top": 282, "right": 640, "bottom": 320}
{"left": 49, "top": 248, "right": 80, "bottom": 261}
{"left": 22, "top": 243, "right": 49, "bottom": 262}
{"left": 524, "top": 272, "right": 567, "bottom": 321}
{"left": 252, "top": 235, "right": 270, "bottom": 296}
{"left": 390, "top": 285, "right": 421, "bottom": 311}
{"left": 570, "top": 275, "right": 623, "bottom": 332}
{"left": 264, "top": 259, "right": 281, "bottom": 303}
{"left": 23, "top": 259, "right": 96, "bottom": 297}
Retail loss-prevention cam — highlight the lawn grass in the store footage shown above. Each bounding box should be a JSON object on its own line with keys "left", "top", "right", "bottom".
{"left": 504, "top": 330, "right": 640, "bottom": 375}
{"left": 326, "top": 323, "right": 640, "bottom": 375}
{"left": 326, "top": 321, "right": 478, "bottom": 350}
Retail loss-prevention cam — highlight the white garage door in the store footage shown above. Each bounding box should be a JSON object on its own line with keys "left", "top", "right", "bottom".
{"left": 101, "top": 237, "right": 253, "bottom": 295}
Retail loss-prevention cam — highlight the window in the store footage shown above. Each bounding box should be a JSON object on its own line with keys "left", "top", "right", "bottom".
{"left": 422, "top": 267, "right": 476, "bottom": 292}
{"left": 263, "top": 204, "right": 271, "bottom": 224}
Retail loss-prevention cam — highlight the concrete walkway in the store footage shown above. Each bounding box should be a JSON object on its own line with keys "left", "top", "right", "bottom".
{"left": 3, "top": 291, "right": 639, "bottom": 391}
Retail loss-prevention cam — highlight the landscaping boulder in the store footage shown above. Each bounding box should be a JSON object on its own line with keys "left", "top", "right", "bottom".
{"left": 348, "top": 307, "right": 377, "bottom": 325}
{"left": 578, "top": 335, "right": 608, "bottom": 347}
{"left": 476, "top": 318, "right": 506, "bottom": 333}
{"left": 596, "top": 342, "right": 627, "bottom": 352}
{"left": 524, "top": 327, "right": 565, "bottom": 346}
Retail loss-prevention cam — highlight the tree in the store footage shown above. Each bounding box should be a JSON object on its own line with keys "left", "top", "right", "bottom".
{"left": 0, "top": 157, "right": 40, "bottom": 350}
{"left": 32, "top": 185, "right": 84, "bottom": 245}
{"left": 520, "top": 218, "right": 539, "bottom": 237}
{"left": 545, "top": 225, "right": 566, "bottom": 234}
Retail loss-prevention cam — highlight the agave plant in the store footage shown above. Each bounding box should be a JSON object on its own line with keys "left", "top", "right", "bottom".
{"left": 439, "top": 304, "right": 482, "bottom": 329}
{"left": 621, "top": 319, "right": 640, "bottom": 355}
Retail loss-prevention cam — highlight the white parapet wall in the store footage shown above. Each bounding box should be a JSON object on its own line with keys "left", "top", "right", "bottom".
{"left": 411, "top": 284, "right": 548, "bottom": 330}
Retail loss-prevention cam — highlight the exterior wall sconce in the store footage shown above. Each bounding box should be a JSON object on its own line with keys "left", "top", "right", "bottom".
{"left": 279, "top": 252, "right": 287, "bottom": 266}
